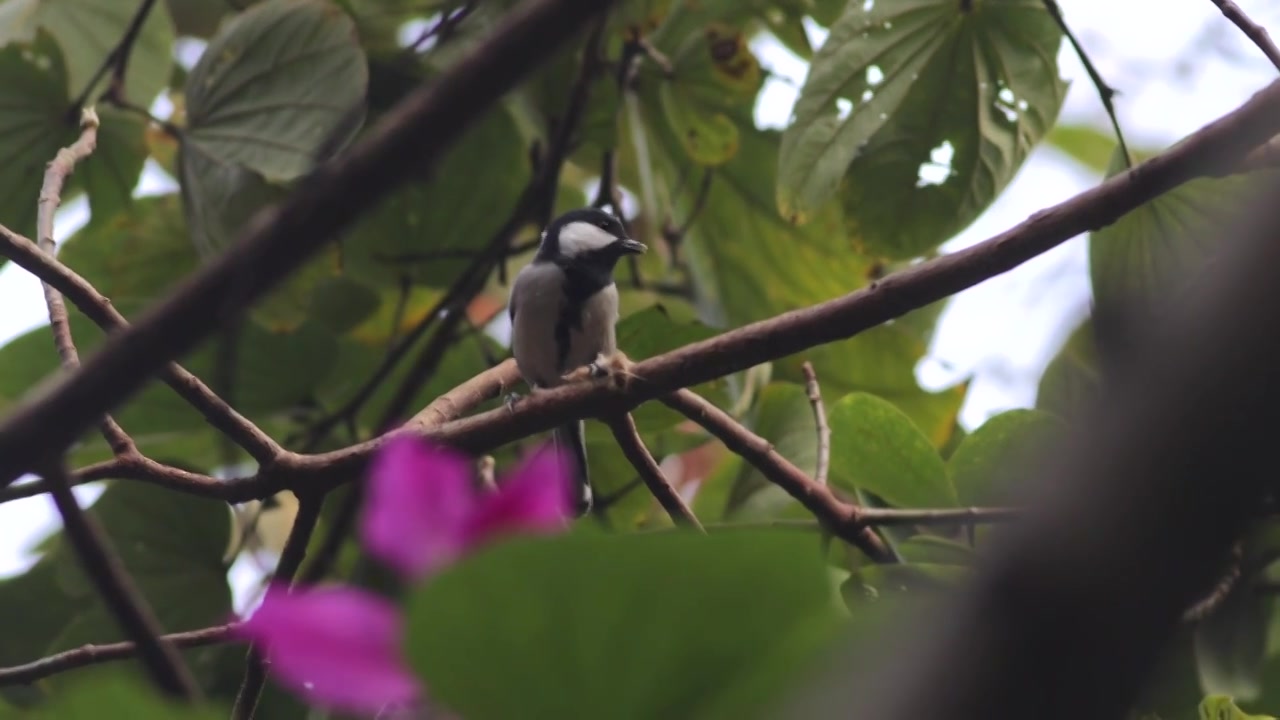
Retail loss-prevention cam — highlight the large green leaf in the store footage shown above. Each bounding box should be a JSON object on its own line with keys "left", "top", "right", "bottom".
{"left": 1195, "top": 585, "right": 1269, "bottom": 702}
{"left": 26, "top": 672, "right": 226, "bottom": 719}
{"left": 406, "top": 531, "right": 842, "bottom": 720}
{"left": 1035, "top": 316, "right": 1100, "bottom": 420}
{"left": 0, "top": 36, "right": 75, "bottom": 242}
{"left": 180, "top": 0, "right": 367, "bottom": 254}
{"left": 1200, "top": 694, "right": 1278, "bottom": 720}
{"left": 0, "top": 0, "right": 175, "bottom": 106}
{"left": 827, "top": 392, "right": 956, "bottom": 508}
{"left": 778, "top": 0, "right": 1066, "bottom": 258}
{"left": 78, "top": 108, "right": 149, "bottom": 226}
{"left": 658, "top": 23, "right": 762, "bottom": 166}
{"left": 341, "top": 106, "right": 528, "bottom": 288}
{"left": 1089, "top": 146, "right": 1276, "bottom": 318}
{"left": 720, "top": 382, "right": 818, "bottom": 521}
{"left": 948, "top": 408, "right": 1063, "bottom": 506}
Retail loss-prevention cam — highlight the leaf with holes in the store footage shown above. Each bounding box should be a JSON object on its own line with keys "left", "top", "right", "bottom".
{"left": 1090, "top": 146, "right": 1278, "bottom": 318}
{"left": 779, "top": 0, "right": 1066, "bottom": 258}
{"left": 179, "top": 0, "right": 367, "bottom": 252}
{"left": 0, "top": 0, "right": 174, "bottom": 106}
{"left": 658, "top": 23, "right": 763, "bottom": 166}
{"left": 827, "top": 391, "right": 956, "bottom": 508}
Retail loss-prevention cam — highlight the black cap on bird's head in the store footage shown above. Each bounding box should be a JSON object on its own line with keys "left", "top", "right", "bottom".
{"left": 536, "top": 207, "right": 647, "bottom": 263}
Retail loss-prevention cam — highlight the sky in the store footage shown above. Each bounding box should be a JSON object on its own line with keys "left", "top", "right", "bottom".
{"left": 1, "top": 0, "right": 1278, "bottom": 584}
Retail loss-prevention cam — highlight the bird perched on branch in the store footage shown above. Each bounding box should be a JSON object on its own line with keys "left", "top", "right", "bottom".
{"left": 507, "top": 207, "right": 647, "bottom": 516}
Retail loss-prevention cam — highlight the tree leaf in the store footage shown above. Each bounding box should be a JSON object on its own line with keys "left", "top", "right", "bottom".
{"left": 183, "top": 0, "right": 367, "bottom": 181}
{"left": 948, "top": 408, "right": 1063, "bottom": 506}
{"left": 1089, "top": 146, "right": 1277, "bottom": 318}
{"left": 78, "top": 108, "right": 149, "bottom": 226}
{"left": 340, "top": 106, "right": 528, "bottom": 288}
{"left": 722, "top": 382, "right": 818, "bottom": 521}
{"left": 1194, "top": 585, "right": 1269, "bottom": 703}
{"left": 1199, "top": 694, "right": 1277, "bottom": 720}
{"left": 1036, "top": 316, "right": 1100, "bottom": 420}
{"left": 28, "top": 672, "right": 226, "bottom": 719}
{"left": 779, "top": 0, "right": 1066, "bottom": 259}
{"left": 406, "top": 531, "right": 842, "bottom": 720}
{"left": 827, "top": 392, "right": 956, "bottom": 508}
{"left": 0, "top": 36, "right": 75, "bottom": 244}
{"left": 1046, "top": 123, "right": 1119, "bottom": 175}
{"left": 0, "top": 0, "right": 175, "bottom": 106}
{"left": 657, "top": 23, "right": 762, "bottom": 166}
{"left": 180, "top": 0, "right": 367, "bottom": 253}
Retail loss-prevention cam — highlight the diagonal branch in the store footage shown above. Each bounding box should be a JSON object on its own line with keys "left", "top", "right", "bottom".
{"left": 0, "top": 222, "right": 283, "bottom": 463}
{"left": 1208, "top": 0, "right": 1280, "bottom": 72}
{"left": 660, "top": 389, "right": 893, "bottom": 562}
{"left": 39, "top": 463, "right": 199, "bottom": 699}
{"left": 70, "top": 0, "right": 159, "bottom": 113}
{"left": 606, "top": 412, "right": 704, "bottom": 531}
{"left": 0, "top": 624, "right": 234, "bottom": 687}
{"left": 800, "top": 361, "right": 830, "bottom": 487}
{"left": 1040, "top": 0, "right": 1131, "bottom": 165}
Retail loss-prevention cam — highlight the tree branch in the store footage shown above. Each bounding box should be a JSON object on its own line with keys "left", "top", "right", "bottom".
{"left": 231, "top": 492, "right": 325, "bottom": 720}
{"left": 800, "top": 362, "right": 830, "bottom": 487}
{"left": 70, "top": 0, "right": 159, "bottom": 113}
{"left": 33, "top": 107, "right": 135, "bottom": 457}
{"left": 0, "top": 224, "right": 282, "bottom": 462}
{"left": 0, "top": 0, "right": 618, "bottom": 491}
{"left": 1208, "top": 0, "right": 1280, "bottom": 72}
{"left": 1041, "top": 0, "right": 1131, "bottom": 165}
{"left": 39, "top": 463, "right": 199, "bottom": 699}
{"left": 0, "top": 455, "right": 227, "bottom": 505}
{"left": 660, "top": 389, "right": 894, "bottom": 562}
{"left": 0, "top": 624, "right": 233, "bottom": 687}
{"left": 606, "top": 412, "right": 704, "bottom": 531}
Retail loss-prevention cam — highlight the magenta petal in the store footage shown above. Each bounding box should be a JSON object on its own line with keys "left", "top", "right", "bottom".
{"left": 361, "top": 435, "right": 476, "bottom": 580}
{"left": 468, "top": 442, "right": 572, "bottom": 546}
{"left": 235, "top": 585, "right": 420, "bottom": 714}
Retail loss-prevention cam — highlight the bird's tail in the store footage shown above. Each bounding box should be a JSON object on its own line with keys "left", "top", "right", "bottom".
{"left": 552, "top": 420, "right": 592, "bottom": 517}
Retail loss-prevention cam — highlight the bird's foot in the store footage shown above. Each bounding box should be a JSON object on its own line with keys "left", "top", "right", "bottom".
{"left": 504, "top": 391, "right": 524, "bottom": 414}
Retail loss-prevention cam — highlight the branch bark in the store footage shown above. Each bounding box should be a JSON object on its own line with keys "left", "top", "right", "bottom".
{"left": 606, "top": 412, "right": 704, "bottom": 531}
{"left": 0, "top": 624, "right": 233, "bottom": 687}
{"left": 1208, "top": 0, "right": 1280, "bottom": 71}
{"left": 39, "top": 463, "right": 199, "bottom": 699}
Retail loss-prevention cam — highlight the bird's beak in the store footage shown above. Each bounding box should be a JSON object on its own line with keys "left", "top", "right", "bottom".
{"left": 618, "top": 238, "right": 647, "bottom": 255}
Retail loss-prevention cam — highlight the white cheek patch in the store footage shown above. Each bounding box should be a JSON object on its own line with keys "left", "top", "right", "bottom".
{"left": 558, "top": 221, "right": 616, "bottom": 257}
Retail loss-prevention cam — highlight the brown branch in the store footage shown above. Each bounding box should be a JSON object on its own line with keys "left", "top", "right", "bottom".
{"left": 231, "top": 492, "right": 324, "bottom": 720}
{"left": 1208, "top": 0, "right": 1280, "bottom": 72}
{"left": 0, "top": 624, "right": 234, "bottom": 687}
{"left": 35, "top": 108, "right": 134, "bottom": 456}
{"left": 39, "top": 463, "right": 199, "bottom": 699}
{"left": 0, "top": 0, "right": 617, "bottom": 491}
{"left": 0, "top": 224, "right": 282, "bottom": 462}
{"left": 406, "top": 358, "right": 521, "bottom": 430}
{"left": 857, "top": 507, "right": 1020, "bottom": 527}
{"left": 660, "top": 389, "right": 893, "bottom": 561}
{"left": 800, "top": 362, "right": 830, "bottom": 487}
{"left": 606, "top": 413, "right": 704, "bottom": 531}
{"left": 0, "top": 455, "right": 226, "bottom": 505}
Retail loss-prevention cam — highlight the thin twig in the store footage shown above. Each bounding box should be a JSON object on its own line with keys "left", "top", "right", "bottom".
{"left": 660, "top": 389, "right": 894, "bottom": 562}
{"left": 857, "top": 506, "right": 1020, "bottom": 527}
{"left": 1041, "top": 0, "right": 1132, "bottom": 166}
{"left": 34, "top": 108, "right": 136, "bottom": 456}
{"left": 231, "top": 492, "right": 325, "bottom": 720}
{"left": 70, "top": 0, "right": 159, "bottom": 113}
{"left": 0, "top": 455, "right": 227, "bottom": 505}
{"left": 0, "top": 223, "right": 284, "bottom": 463}
{"left": 40, "top": 463, "right": 200, "bottom": 699}
{"left": 0, "top": 624, "right": 234, "bottom": 687}
{"left": 606, "top": 413, "right": 704, "bottom": 531}
{"left": 1208, "top": 0, "right": 1280, "bottom": 71}
{"left": 800, "top": 362, "right": 830, "bottom": 487}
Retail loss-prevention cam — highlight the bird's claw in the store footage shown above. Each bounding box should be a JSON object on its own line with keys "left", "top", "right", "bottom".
{"left": 504, "top": 392, "right": 523, "bottom": 414}
{"left": 587, "top": 361, "right": 609, "bottom": 380}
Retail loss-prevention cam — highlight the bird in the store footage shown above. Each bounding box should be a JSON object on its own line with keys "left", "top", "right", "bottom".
{"left": 507, "top": 207, "right": 647, "bottom": 516}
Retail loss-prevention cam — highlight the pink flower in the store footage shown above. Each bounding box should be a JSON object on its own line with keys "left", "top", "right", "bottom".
{"left": 360, "top": 436, "right": 573, "bottom": 581}
{"left": 233, "top": 585, "right": 421, "bottom": 715}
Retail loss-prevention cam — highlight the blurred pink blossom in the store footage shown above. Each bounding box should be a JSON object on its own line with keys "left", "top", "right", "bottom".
{"left": 360, "top": 436, "right": 573, "bottom": 580}
{"left": 233, "top": 585, "right": 420, "bottom": 715}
